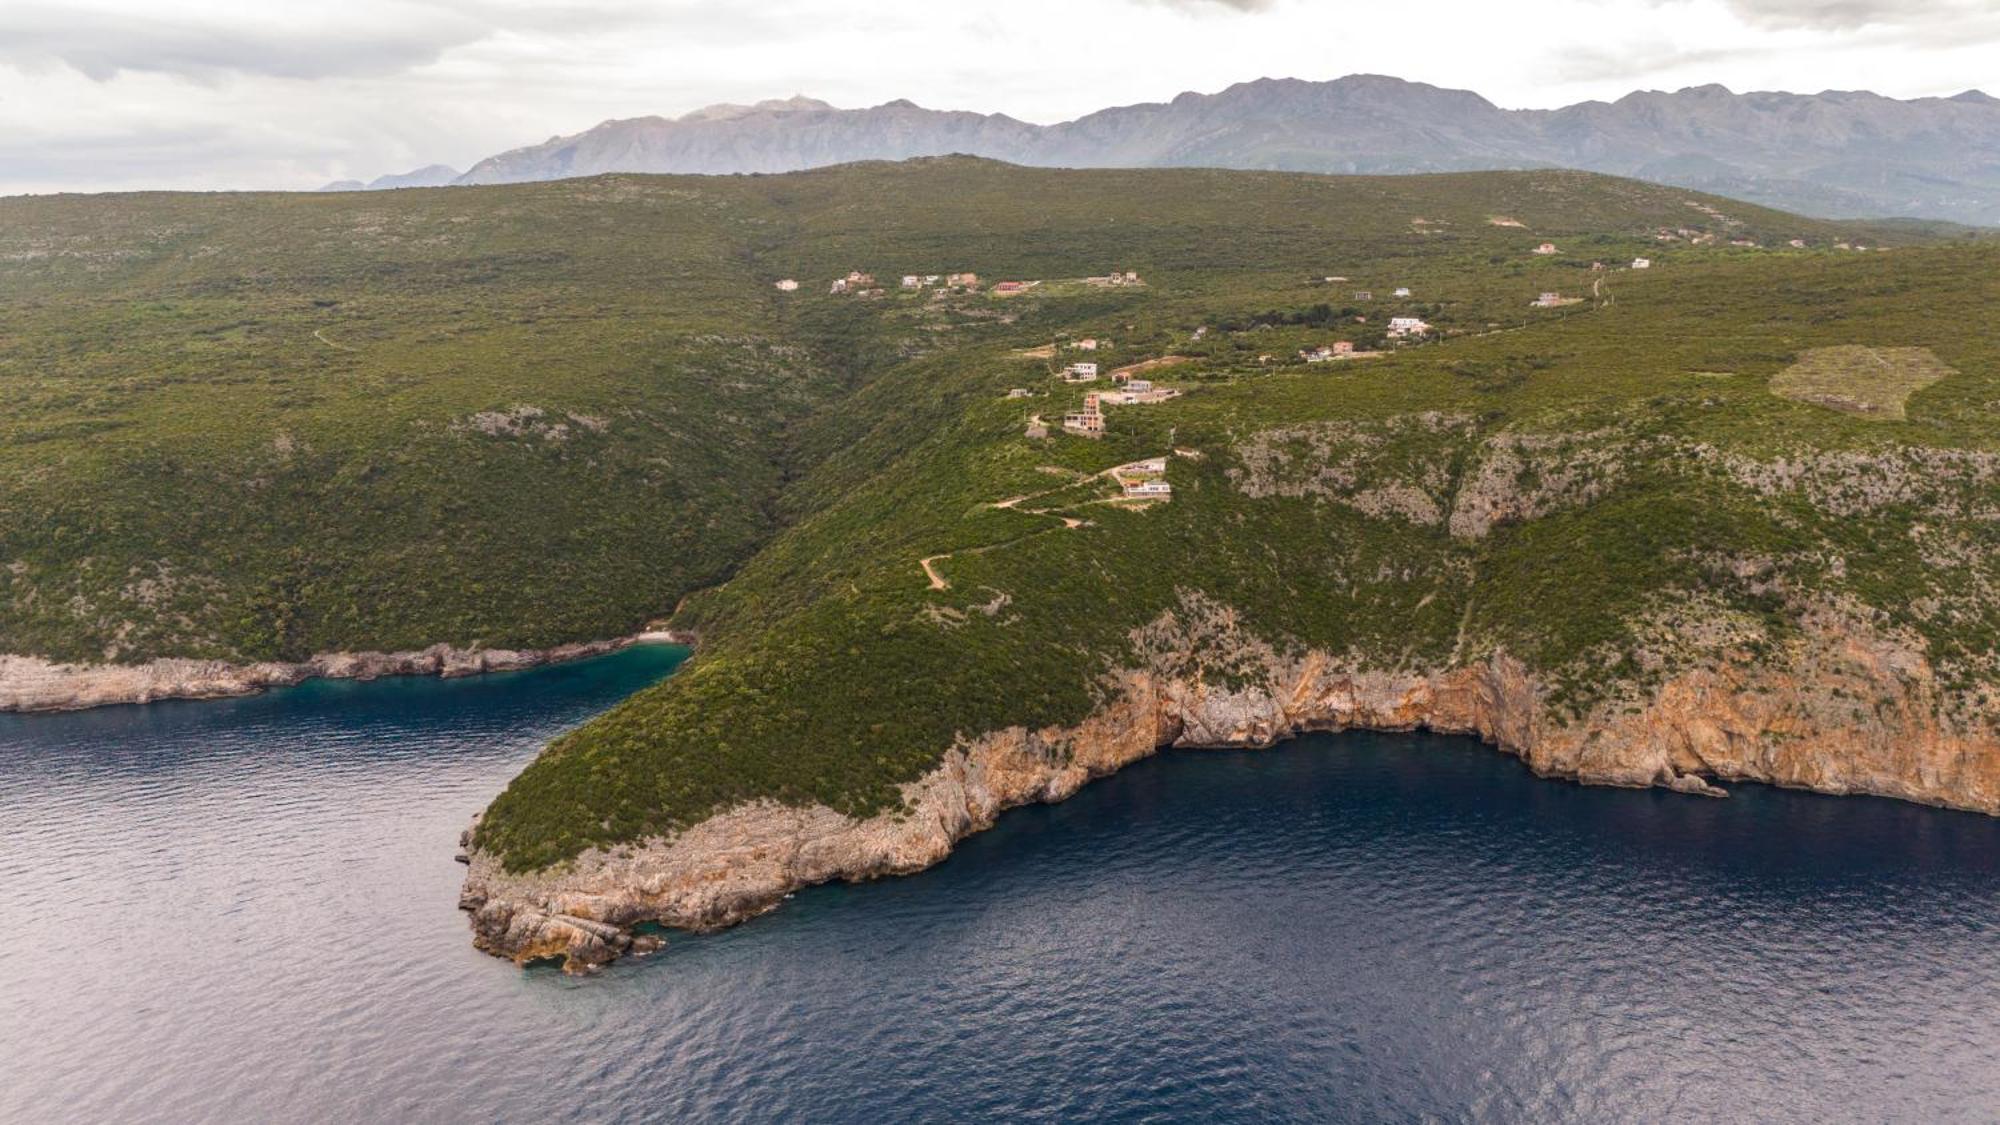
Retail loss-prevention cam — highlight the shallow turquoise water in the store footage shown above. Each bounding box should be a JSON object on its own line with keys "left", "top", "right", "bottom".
{"left": 3, "top": 645, "right": 1998, "bottom": 1122}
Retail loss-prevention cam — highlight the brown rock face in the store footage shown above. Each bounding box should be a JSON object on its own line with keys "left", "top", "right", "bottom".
{"left": 461, "top": 607, "right": 2000, "bottom": 972}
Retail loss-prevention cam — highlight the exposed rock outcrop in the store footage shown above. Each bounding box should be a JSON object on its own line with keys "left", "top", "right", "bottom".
{"left": 0, "top": 632, "right": 691, "bottom": 713}
{"left": 461, "top": 603, "right": 1999, "bottom": 972}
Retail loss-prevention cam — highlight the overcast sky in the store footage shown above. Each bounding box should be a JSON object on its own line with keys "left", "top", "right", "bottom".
{"left": 3, "top": 0, "right": 1996, "bottom": 195}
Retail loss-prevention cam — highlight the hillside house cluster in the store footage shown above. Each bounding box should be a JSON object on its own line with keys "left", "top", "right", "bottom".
{"left": 1386, "top": 317, "right": 1431, "bottom": 338}
{"left": 1303, "top": 342, "right": 1357, "bottom": 363}
{"left": 836, "top": 271, "right": 978, "bottom": 295}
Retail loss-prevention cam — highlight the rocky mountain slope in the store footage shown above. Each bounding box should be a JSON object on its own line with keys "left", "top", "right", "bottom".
{"left": 438, "top": 76, "right": 2000, "bottom": 224}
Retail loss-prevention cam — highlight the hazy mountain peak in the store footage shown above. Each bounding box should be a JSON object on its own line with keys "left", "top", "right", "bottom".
{"left": 680, "top": 96, "right": 834, "bottom": 123}
{"left": 436, "top": 75, "right": 2000, "bottom": 224}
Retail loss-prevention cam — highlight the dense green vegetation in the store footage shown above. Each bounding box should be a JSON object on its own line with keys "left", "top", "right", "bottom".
{"left": 7, "top": 159, "right": 1996, "bottom": 872}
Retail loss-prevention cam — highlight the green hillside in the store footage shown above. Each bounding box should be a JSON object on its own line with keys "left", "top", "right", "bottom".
{"left": 7, "top": 160, "right": 1995, "bottom": 874}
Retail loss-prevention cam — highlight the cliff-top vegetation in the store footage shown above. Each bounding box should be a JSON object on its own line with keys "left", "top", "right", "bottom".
{"left": 5, "top": 159, "right": 1995, "bottom": 870}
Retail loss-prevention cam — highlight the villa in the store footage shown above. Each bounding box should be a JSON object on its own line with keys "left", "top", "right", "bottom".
{"left": 1123, "top": 479, "right": 1172, "bottom": 498}
{"left": 1066, "top": 362, "right": 1099, "bottom": 381}
{"left": 1387, "top": 317, "right": 1431, "bottom": 338}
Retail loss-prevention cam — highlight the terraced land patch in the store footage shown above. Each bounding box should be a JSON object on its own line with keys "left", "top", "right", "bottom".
{"left": 1771, "top": 345, "right": 1955, "bottom": 420}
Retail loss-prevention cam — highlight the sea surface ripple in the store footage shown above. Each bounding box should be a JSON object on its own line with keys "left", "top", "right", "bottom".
{"left": 3, "top": 646, "right": 1997, "bottom": 1122}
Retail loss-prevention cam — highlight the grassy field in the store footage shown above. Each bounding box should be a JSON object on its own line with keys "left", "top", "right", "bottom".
{"left": 1769, "top": 345, "right": 1956, "bottom": 419}
{"left": 6, "top": 160, "right": 1997, "bottom": 871}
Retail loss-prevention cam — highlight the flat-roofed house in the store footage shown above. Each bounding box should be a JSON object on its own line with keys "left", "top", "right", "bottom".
{"left": 1062, "top": 409, "right": 1104, "bottom": 437}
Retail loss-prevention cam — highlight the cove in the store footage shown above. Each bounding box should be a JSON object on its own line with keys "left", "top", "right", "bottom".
{"left": 3, "top": 644, "right": 1998, "bottom": 1122}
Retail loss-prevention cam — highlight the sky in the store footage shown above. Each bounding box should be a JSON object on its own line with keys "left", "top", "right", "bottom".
{"left": 2, "top": 0, "right": 1997, "bottom": 195}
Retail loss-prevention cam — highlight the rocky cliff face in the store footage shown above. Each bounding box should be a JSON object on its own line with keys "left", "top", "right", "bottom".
{"left": 0, "top": 634, "right": 683, "bottom": 713}
{"left": 460, "top": 601, "right": 1999, "bottom": 972}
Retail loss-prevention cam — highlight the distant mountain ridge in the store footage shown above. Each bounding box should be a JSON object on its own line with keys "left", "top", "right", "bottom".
{"left": 340, "top": 76, "right": 2000, "bottom": 224}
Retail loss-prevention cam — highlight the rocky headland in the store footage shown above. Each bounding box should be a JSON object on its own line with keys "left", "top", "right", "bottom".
{"left": 459, "top": 601, "right": 2000, "bottom": 972}
{"left": 0, "top": 631, "right": 691, "bottom": 714}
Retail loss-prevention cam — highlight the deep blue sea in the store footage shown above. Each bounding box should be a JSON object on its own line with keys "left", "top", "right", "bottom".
{"left": 3, "top": 645, "right": 1999, "bottom": 1122}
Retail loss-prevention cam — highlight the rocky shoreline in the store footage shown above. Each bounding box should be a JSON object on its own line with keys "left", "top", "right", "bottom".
{"left": 459, "top": 604, "right": 2000, "bottom": 973}
{"left": 0, "top": 630, "right": 693, "bottom": 714}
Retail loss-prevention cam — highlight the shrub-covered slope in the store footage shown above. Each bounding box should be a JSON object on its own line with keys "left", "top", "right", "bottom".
{"left": 454, "top": 163, "right": 2000, "bottom": 871}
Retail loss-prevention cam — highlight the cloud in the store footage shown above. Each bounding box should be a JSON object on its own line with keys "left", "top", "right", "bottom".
{"left": 0, "top": 2, "right": 485, "bottom": 82}
{"left": 1717, "top": 0, "right": 1980, "bottom": 31}
{"left": 1141, "top": 0, "right": 1278, "bottom": 13}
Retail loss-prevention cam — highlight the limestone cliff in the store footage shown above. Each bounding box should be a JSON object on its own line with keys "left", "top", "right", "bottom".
{"left": 0, "top": 633, "right": 687, "bottom": 713}
{"left": 459, "top": 602, "right": 2000, "bottom": 972}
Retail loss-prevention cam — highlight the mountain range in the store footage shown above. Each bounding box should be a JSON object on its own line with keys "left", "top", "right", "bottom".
{"left": 327, "top": 75, "right": 2000, "bottom": 225}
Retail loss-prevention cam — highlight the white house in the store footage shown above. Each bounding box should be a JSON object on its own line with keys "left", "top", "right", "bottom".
{"left": 1534, "top": 243, "right": 1558, "bottom": 255}
{"left": 1534, "top": 292, "right": 1563, "bottom": 307}
{"left": 1123, "top": 479, "right": 1172, "bottom": 498}
{"left": 1126, "top": 457, "right": 1168, "bottom": 474}
{"left": 1072, "top": 338, "right": 1099, "bottom": 351}
{"left": 1394, "top": 287, "right": 1412, "bottom": 298}
{"left": 1066, "top": 362, "right": 1099, "bottom": 380}
{"left": 1631, "top": 258, "right": 1652, "bottom": 270}
{"left": 1006, "top": 388, "right": 1032, "bottom": 399}
{"left": 901, "top": 275, "right": 922, "bottom": 289}
{"left": 1387, "top": 317, "right": 1431, "bottom": 338}
{"left": 1126, "top": 379, "right": 1154, "bottom": 393}
{"left": 775, "top": 278, "right": 799, "bottom": 291}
